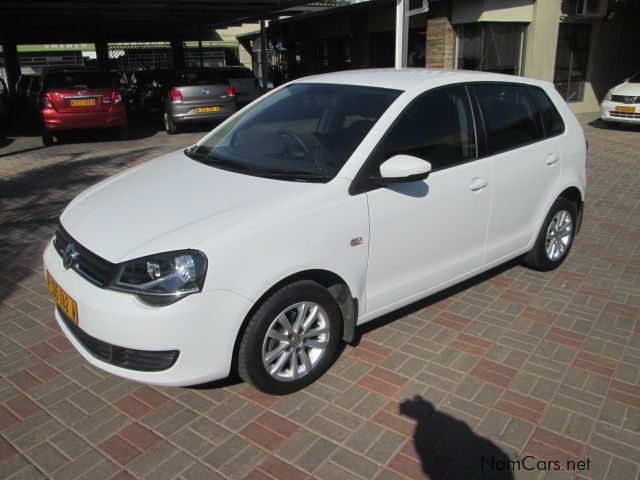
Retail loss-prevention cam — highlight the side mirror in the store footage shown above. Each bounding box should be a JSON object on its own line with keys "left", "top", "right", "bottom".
{"left": 374, "top": 154, "right": 432, "bottom": 185}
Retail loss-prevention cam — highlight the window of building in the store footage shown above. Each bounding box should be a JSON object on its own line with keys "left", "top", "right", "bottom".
{"left": 380, "top": 85, "right": 476, "bottom": 172}
{"left": 473, "top": 83, "right": 544, "bottom": 155}
{"left": 553, "top": 23, "right": 591, "bottom": 102}
{"left": 456, "top": 23, "right": 525, "bottom": 75}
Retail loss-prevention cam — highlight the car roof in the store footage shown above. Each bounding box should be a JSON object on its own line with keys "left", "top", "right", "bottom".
{"left": 293, "top": 68, "right": 552, "bottom": 92}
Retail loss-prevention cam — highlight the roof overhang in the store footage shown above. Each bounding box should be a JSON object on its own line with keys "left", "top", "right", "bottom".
{"left": 0, "top": 0, "right": 310, "bottom": 44}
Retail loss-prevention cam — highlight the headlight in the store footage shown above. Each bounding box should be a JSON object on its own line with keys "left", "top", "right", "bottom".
{"left": 111, "top": 250, "right": 207, "bottom": 306}
{"left": 604, "top": 88, "right": 614, "bottom": 101}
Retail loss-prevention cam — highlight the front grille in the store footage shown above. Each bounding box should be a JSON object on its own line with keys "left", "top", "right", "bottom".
{"left": 611, "top": 95, "right": 640, "bottom": 104}
{"left": 58, "top": 307, "right": 179, "bottom": 372}
{"left": 610, "top": 112, "right": 640, "bottom": 119}
{"left": 54, "top": 226, "right": 118, "bottom": 287}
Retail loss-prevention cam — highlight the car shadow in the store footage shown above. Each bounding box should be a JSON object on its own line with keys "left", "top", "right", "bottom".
{"left": 400, "top": 396, "right": 515, "bottom": 479}
{"left": 588, "top": 118, "right": 640, "bottom": 131}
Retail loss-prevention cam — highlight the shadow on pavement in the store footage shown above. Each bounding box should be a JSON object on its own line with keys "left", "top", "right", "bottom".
{"left": 400, "top": 396, "right": 514, "bottom": 480}
{"left": 588, "top": 118, "right": 640, "bottom": 131}
{"left": 0, "top": 147, "right": 158, "bottom": 304}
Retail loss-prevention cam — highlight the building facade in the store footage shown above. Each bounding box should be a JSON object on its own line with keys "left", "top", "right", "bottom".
{"left": 270, "top": 0, "right": 640, "bottom": 114}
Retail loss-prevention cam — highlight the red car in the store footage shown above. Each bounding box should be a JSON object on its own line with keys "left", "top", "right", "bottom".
{"left": 39, "top": 67, "right": 127, "bottom": 146}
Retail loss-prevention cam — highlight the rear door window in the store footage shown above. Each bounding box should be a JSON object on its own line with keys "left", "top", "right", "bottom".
{"left": 474, "top": 83, "right": 544, "bottom": 155}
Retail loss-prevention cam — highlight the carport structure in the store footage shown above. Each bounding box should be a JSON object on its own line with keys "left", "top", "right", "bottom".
{"left": 0, "top": 0, "right": 311, "bottom": 95}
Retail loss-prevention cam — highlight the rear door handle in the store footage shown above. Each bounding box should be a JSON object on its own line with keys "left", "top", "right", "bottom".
{"left": 469, "top": 177, "right": 489, "bottom": 191}
{"left": 545, "top": 153, "right": 559, "bottom": 166}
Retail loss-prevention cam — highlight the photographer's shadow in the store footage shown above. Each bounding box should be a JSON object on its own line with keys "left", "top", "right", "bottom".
{"left": 400, "top": 396, "right": 514, "bottom": 480}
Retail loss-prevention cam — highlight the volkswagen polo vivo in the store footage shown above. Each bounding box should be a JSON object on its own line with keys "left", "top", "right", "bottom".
{"left": 43, "top": 69, "right": 586, "bottom": 394}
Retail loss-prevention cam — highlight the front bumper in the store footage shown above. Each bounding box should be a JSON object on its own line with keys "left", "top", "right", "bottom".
{"left": 43, "top": 240, "right": 253, "bottom": 386}
{"left": 600, "top": 101, "right": 640, "bottom": 124}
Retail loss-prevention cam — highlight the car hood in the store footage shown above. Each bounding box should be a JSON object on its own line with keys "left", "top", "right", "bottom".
{"left": 60, "top": 150, "right": 319, "bottom": 262}
{"left": 611, "top": 82, "right": 640, "bottom": 96}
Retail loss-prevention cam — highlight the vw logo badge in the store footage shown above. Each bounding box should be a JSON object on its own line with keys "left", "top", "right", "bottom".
{"left": 202, "top": 88, "right": 210, "bottom": 95}
{"left": 63, "top": 243, "right": 79, "bottom": 270}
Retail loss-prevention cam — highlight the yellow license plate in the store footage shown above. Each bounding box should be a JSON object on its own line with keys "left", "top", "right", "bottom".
{"left": 70, "top": 98, "right": 96, "bottom": 107}
{"left": 45, "top": 271, "right": 78, "bottom": 325}
{"left": 615, "top": 105, "right": 635, "bottom": 113}
{"left": 196, "top": 106, "right": 221, "bottom": 113}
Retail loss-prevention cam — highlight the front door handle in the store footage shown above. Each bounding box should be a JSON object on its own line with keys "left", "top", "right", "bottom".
{"left": 545, "top": 153, "right": 559, "bottom": 166}
{"left": 469, "top": 177, "right": 489, "bottom": 191}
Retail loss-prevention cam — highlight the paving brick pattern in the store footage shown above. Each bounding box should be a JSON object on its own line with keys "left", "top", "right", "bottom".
{"left": 0, "top": 116, "right": 639, "bottom": 479}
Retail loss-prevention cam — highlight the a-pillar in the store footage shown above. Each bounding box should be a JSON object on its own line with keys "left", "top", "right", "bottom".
{"left": 95, "top": 41, "right": 110, "bottom": 69}
{"left": 171, "top": 40, "right": 185, "bottom": 68}
{"left": 1, "top": 40, "right": 20, "bottom": 99}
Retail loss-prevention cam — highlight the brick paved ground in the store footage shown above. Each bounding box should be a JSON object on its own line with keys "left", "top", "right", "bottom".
{"left": 0, "top": 114, "right": 639, "bottom": 480}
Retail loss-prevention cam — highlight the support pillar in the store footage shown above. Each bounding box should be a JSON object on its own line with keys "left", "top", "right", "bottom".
{"left": 425, "top": 16, "right": 455, "bottom": 69}
{"left": 95, "top": 41, "right": 109, "bottom": 69}
{"left": 395, "top": 0, "right": 408, "bottom": 68}
{"left": 260, "top": 19, "right": 268, "bottom": 91}
{"left": 171, "top": 40, "right": 185, "bottom": 68}
{"left": 2, "top": 40, "right": 20, "bottom": 99}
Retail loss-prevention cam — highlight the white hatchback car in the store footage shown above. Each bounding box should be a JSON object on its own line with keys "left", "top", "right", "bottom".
{"left": 600, "top": 71, "right": 640, "bottom": 125}
{"left": 44, "top": 69, "right": 586, "bottom": 394}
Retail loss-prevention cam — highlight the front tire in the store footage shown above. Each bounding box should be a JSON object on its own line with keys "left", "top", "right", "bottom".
{"left": 522, "top": 197, "right": 577, "bottom": 271}
{"left": 238, "top": 280, "right": 342, "bottom": 395}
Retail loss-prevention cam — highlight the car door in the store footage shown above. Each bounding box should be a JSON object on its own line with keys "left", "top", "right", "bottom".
{"left": 361, "top": 85, "right": 493, "bottom": 315}
{"left": 471, "top": 83, "right": 562, "bottom": 265}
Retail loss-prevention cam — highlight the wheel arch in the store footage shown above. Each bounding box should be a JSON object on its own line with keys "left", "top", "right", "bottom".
{"left": 558, "top": 186, "right": 584, "bottom": 232}
{"left": 231, "top": 269, "right": 359, "bottom": 374}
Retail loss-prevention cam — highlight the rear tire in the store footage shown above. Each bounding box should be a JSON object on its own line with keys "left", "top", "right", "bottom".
{"left": 42, "top": 132, "right": 55, "bottom": 146}
{"left": 164, "top": 113, "right": 179, "bottom": 134}
{"left": 522, "top": 197, "right": 577, "bottom": 271}
{"left": 238, "top": 280, "right": 342, "bottom": 395}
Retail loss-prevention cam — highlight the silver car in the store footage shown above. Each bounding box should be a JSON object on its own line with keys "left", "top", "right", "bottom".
{"left": 164, "top": 68, "right": 237, "bottom": 134}
{"left": 219, "top": 67, "right": 261, "bottom": 107}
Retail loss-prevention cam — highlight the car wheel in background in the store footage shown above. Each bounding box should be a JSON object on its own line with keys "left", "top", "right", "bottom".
{"left": 164, "top": 112, "right": 179, "bottom": 135}
{"left": 42, "top": 132, "right": 55, "bottom": 146}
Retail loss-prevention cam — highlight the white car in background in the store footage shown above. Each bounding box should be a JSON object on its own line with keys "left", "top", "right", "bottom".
{"left": 43, "top": 69, "right": 586, "bottom": 394}
{"left": 600, "top": 71, "right": 640, "bottom": 125}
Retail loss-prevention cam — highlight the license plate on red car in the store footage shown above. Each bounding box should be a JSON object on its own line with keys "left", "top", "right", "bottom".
{"left": 70, "top": 98, "right": 96, "bottom": 107}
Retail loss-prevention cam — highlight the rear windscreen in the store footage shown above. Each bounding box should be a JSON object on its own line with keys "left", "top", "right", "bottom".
{"left": 45, "top": 72, "right": 113, "bottom": 90}
{"left": 172, "top": 69, "right": 225, "bottom": 85}
{"left": 222, "top": 68, "right": 254, "bottom": 79}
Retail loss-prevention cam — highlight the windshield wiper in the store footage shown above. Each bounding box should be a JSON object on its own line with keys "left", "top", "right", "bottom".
{"left": 253, "top": 170, "right": 332, "bottom": 182}
{"left": 184, "top": 147, "right": 252, "bottom": 172}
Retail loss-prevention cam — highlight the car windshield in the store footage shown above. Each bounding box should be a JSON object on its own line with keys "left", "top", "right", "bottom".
{"left": 628, "top": 71, "right": 640, "bottom": 83}
{"left": 45, "top": 71, "right": 113, "bottom": 90}
{"left": 184, "top": 83, "right": 401, "bottom": 182}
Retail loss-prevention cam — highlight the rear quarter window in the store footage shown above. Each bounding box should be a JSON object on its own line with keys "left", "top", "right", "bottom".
{"left": 528, "top": 87, "right": 565, "bottom": 137}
